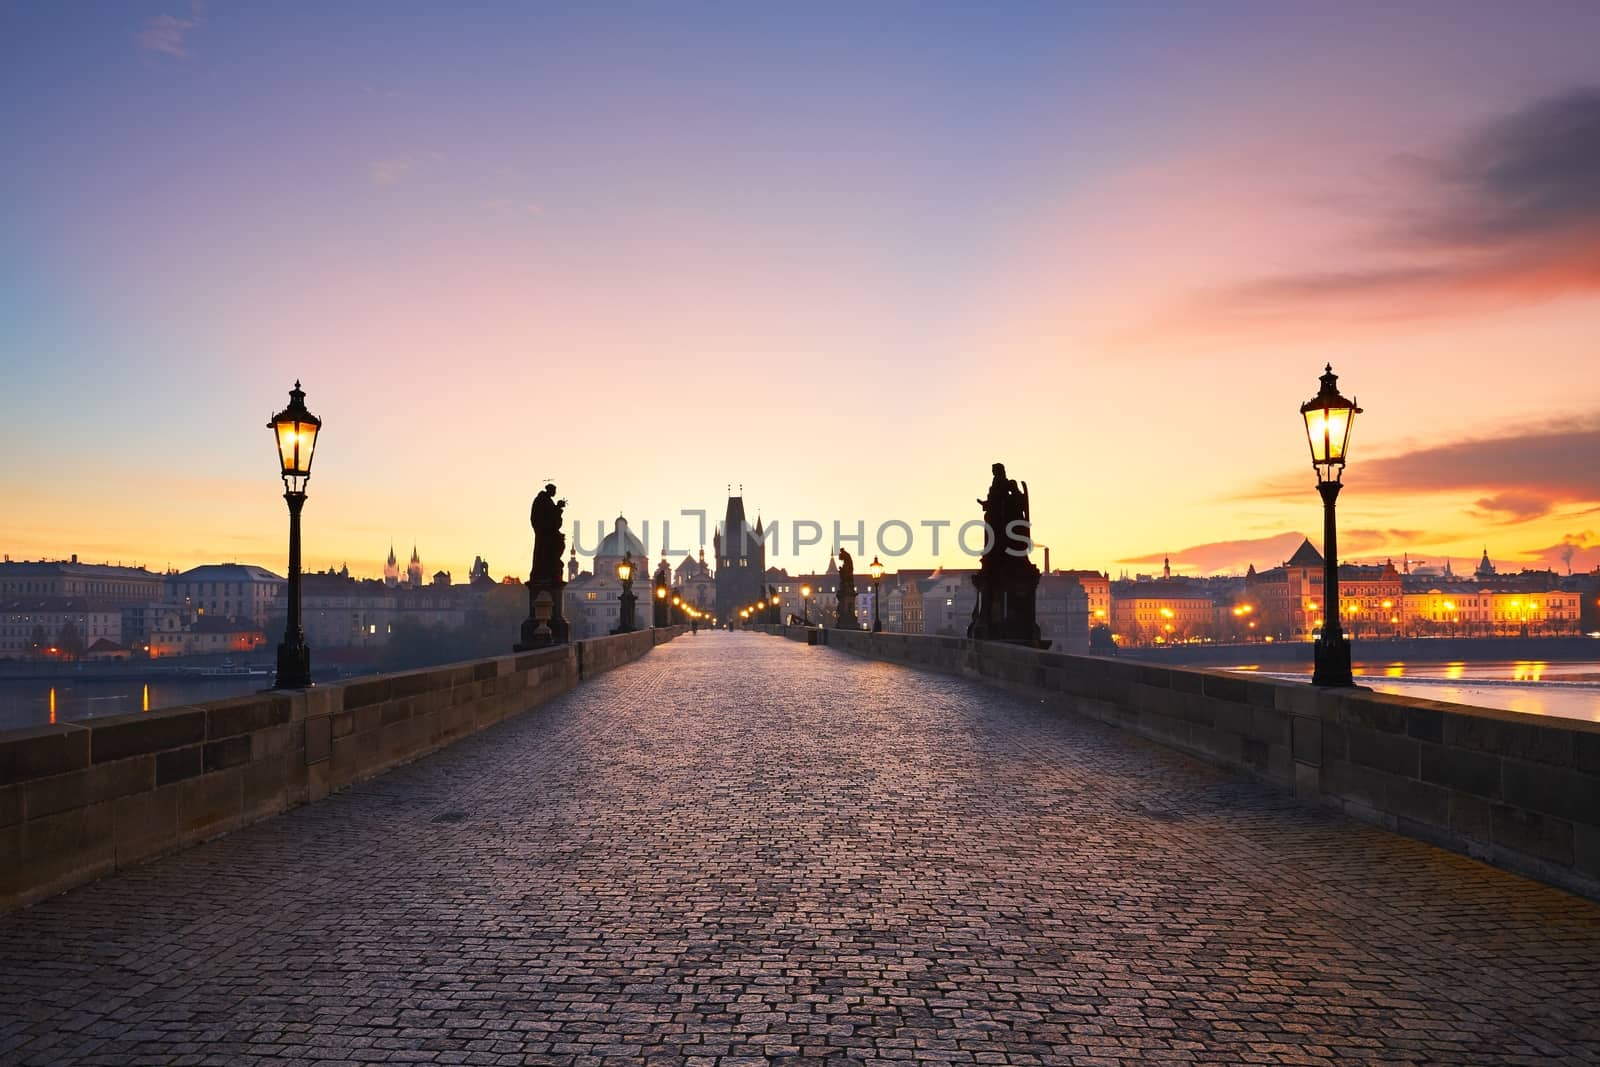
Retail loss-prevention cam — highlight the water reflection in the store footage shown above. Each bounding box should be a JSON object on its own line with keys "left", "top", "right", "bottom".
{"left": 1, "top": 676, "right": 274, "bottom": 731}
{"left": 1226, "top": 659, "right": 1600, "bottom": 723}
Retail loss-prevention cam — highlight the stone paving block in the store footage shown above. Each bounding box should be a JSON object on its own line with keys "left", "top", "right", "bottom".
{"left": 0, "top": 632, "right": 1595, "bottom": 1067}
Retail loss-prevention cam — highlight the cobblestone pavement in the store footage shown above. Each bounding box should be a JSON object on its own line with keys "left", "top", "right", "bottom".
{"left": 3, "top": 633, "right": 1599, "bottom": 1066}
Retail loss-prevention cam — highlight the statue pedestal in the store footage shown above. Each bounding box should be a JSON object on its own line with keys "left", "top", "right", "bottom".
{"left": 515, "top": 577, "right": 569, "bottom": 650}
{"left": 967, "top": 564, "right": 1048, "bottom": 647}
{"left": 836, "top": 594, "right": 859, "bottom": 630}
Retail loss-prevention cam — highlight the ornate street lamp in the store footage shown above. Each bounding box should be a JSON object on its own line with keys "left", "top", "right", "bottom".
{"left": 613, "top": 552, "right": 637, "bottom": 634}
{"left": 769, "top": 592, "right": 780, "bottom": 625}
{"left": 653, "top": 580, "right": 668, "bottom": 628}
{"left": 800, "top": 583, "right": 812, "bottom": 626}
{"left": 868, "top": 556, "right": 885, "bottom": 632}
{"left": 268, "top": 381, "right": 320, "bottom": 689}
{"left": 1301, "top": 364, "right": 1362, "bottom": 687}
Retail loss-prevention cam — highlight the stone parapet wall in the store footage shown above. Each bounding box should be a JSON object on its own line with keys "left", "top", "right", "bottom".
{"left": 0, "top": 626, "right": 686, "bottom": 913}
{"left": 782, "top": 626, "right": 1600, "bottom": 901}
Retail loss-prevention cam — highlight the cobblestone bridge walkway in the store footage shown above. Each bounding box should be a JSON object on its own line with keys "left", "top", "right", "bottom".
{"left": 3, "top": 633, "right": 1599, "bottom": 1065}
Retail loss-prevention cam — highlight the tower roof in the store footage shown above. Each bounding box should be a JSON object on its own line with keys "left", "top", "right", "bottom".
{"left": 596, "top": 516, "right": 647, "bottom": 560}
{"left": 1286, "top": 538, "right": 1324, "bottom": 568}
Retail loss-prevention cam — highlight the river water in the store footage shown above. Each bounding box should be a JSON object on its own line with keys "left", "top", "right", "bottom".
{"left": 1227, "top": 660, "right": 1600, "bottom": 723}
{"left": 0, "top": 677, "right": 272, "bottom": 731}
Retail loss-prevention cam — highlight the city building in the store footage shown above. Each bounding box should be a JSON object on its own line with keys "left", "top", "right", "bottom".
{"left": 0, "top": 557, "right": 165, "bottom": 603}
{"left": 1038, "top": 572, "right": 1091, "bottom": 653}
{"left": 165, "top": 564, "right": 285, "bottom": 627}
{"left": 714, "top": 495, "right": 768, "bottom": 624}
{"left": 148, "top": 614, "right": 268, "bottom": 658}
{"left": 0, "top": 598, "right": 125, "bottom": 659}
{"left": 1110, "top": 581, "right": 1216, "bottom": 645}
{"left": 564, "top": 516, "right": 651, "bottom": 639}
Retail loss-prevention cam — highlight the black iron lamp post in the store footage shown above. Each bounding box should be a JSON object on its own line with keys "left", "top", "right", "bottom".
{"left": 800, "top": 583, "right": 812, "bottom": 625}
{"left": 268, "top": 381, "right": 320, "bottom": 689}
{"left": 769, "top": 593, "right": 780, "bottom": 625}
{"left": 613, "top": 553, "right": 637, "bottom": 634}
{"left": 1301, "top": 364, "right": 1362, "bottom": 687}
{"left": 868, "top": 556, "right": 885, "bottom": 632}
{"left": 653, "top": 581, "right": 668, "bottom": 628}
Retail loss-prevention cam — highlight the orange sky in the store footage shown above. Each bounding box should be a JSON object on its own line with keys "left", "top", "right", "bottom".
{"left": 3, "top": 6, "right": 1598, "bottom": 581}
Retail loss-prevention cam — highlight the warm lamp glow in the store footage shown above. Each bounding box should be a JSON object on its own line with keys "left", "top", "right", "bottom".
{"left": 268, "top": 380, "right": 321, "bottom": 493}
{"left": 655, "top": 586, "right": 667, "bottom": 600}
{"left": 1300, "top": 364, "right": 1361, "bottom": 483}
{"left": 868, "top": 556, "right": 885, "bottom": 581}
{"left": 801, "top": 584, "right": 812, "bottom": 598}
{"left": 616, "top": 557, "right": 633, "bottom": 582}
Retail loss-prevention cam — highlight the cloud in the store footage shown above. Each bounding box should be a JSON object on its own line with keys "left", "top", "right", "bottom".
{"left": 1358, "top": 417, "right": 1600, "bottom": 521}
{"left": 1238, "top": 417, "right": 1600, "bottom": 533}
{"left": 1339, "top": 528, "right": 1428, "bottom": 553}
{"left": 135, "top": 11, "right": 202, "bottom": 58}
{"left": 1181, "top": 88, "right": 1600, "bottom": 329}
{"left": 1118, "top": 531, "right": 1310, "bottom": 575}
{"left": 1471, "top": 492, "right": 1553, "bottom": 522}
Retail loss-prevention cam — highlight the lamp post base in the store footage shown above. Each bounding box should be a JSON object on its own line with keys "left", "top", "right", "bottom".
{"left": 274, "top": 641, "right": 311, "bottom": 690}
{"left": 1312, "top": 631, "right": 1354, "bottom": 687}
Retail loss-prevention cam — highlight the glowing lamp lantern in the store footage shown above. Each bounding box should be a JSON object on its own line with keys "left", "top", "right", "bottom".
{"left": 869, "top": 557, "right": 885, "bottom": 582}
{"left": 270, "top": 381, "right": 321, "bottom": 495}
{"left": 655, "top": 585, "right": 667, "bottom": 600}
{"left": 616, "top": 557, "right": 633, "bottom": 583}
{"left": 1301, "top": 364, "right": 1361, "bottom": 485}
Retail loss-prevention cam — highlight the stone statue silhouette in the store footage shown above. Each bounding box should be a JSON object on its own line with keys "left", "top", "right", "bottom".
{"left": 978, "top": 463, "right": 1030, "bottom": 562}
{"left": 530, "top": 483, "right": 567, "bottom": 585}
{"left": 968, "top": 461, "right": 1044, "bottom": 645}
{"left": 836, "top": 548, "right": 858, "bottom": 629}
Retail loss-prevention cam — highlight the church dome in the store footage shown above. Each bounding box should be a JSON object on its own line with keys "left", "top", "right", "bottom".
{"left": 596, "top": 516, "right": 646, "bottom": 561}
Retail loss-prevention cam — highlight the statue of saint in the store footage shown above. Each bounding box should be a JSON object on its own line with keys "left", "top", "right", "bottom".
{"left": 978, "top": 463, "right": 1030, "bottom": 562}
{"left": 838, "top": 547, "right": 855, "bottom": 591}
{"left": 530, "top": 483, "right": 567, "bottom": 584}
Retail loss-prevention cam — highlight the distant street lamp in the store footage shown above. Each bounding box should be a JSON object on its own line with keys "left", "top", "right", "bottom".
{"left": 800, "top": 583, "right": 813, "bottom": 626}
{"left": 268, "top": 381, "right": 320, "bottom": 689}
{"left": 869, "top": 556, "right": 884, "bottom": 632}
{"left": 613, "top": 552, "right": 637, "bottom": 634}
{"left": 653, "top": 580, "right": 668, "bottom": 628}
{"left": 769, "top": 592, "right": 780, "bottom": 625}
{"left": 1301, "top": 364, "right": 1362, "bottom": 687}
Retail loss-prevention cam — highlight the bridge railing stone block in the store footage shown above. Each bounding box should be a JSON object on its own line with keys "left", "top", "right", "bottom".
{"left": 1, "top": 628, "right": 681, "bottom": 913}
{"left": 807, "top": 628, "right": 1600, "bottom": 901}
